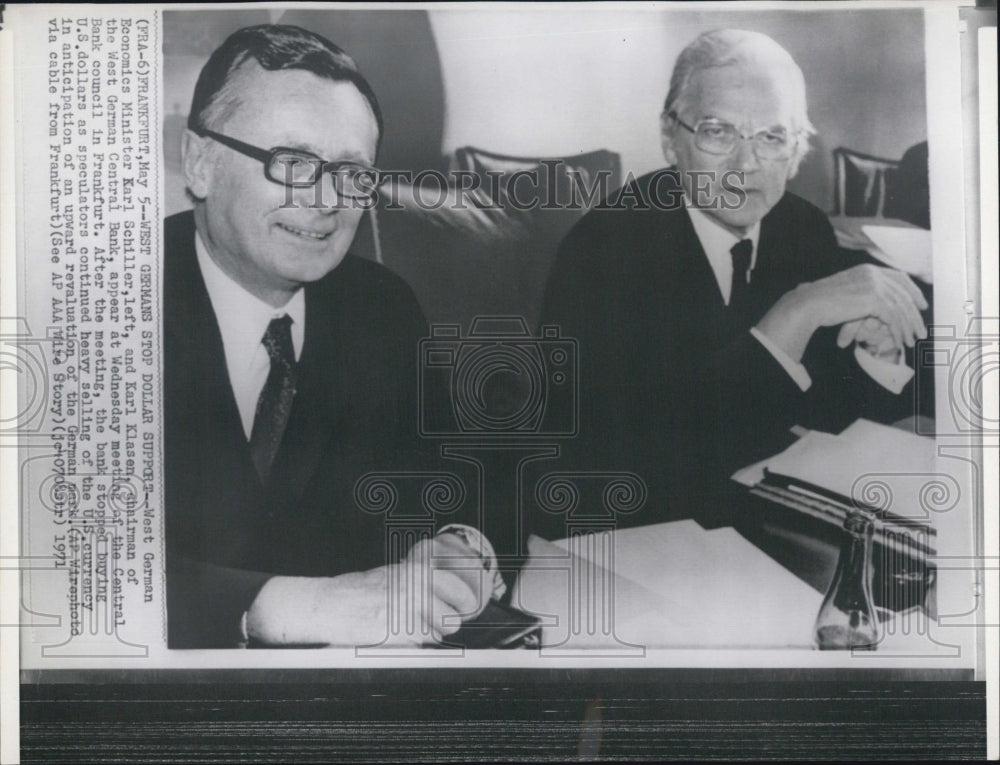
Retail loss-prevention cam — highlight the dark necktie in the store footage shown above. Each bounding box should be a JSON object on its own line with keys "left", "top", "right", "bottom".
{"left": 249, "top": 315, "right": 297, "bottom": 484}
{"left": 729, "top": 239, "right": 753, "bottom": 313}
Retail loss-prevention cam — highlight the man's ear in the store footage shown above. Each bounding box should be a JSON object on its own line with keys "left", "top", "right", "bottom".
{"left": 785, "top": 158, "right": 800, "bottom": 181}
{"left": 785, "top": 148, "right": 805, "bottom": 181}
{"left": 182, "top": 129, "right": 213, "bottom": 201}
{"left": 659, "top": 111, "right": 678, "bottom": 166}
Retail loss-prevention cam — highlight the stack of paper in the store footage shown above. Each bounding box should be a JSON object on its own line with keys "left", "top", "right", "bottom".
{"left": 732, "top": 419, "right": 937, "bottom": 554}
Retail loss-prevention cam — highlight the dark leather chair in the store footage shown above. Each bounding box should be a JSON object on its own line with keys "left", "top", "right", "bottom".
{"left": 367, "top": 147, "right": 621, "bottom": 330}
{"left": 832, "top": 147, "right": 900, "bottom": 218}
{"left": 884, "top": 141, "right": 930, "bottom": 229}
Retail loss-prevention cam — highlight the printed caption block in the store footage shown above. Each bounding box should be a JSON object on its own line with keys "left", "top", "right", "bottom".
{"left": 16, "top": 13, "right": 162, "bottom": 663}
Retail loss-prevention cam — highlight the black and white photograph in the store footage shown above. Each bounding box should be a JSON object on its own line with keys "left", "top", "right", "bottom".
{"left": 1, "top": 2, "right": 995, "bottom": 760}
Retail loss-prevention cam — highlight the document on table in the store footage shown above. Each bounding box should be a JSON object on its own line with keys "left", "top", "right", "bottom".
{"left": 730, "top": 418, "right": 940, "bottom": 559}
{"left": 510, "top": 520, "right": 823, "bottom": 649}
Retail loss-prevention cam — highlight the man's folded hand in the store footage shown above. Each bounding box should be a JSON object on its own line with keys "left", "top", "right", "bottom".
{"left": 758, "top": 264, "right": 928, "bottom": 362}
{"left": 245, "top": 530, "right": 499, "bottom": 647}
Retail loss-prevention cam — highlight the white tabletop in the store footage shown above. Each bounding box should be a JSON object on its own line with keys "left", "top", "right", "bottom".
{"left": 511, "top": 519, "right": 951, "bottom": 655}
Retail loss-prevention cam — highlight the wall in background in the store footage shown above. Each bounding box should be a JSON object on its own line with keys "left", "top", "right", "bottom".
{"left": 163, "top": 8, "right": 926, "bottom": 215}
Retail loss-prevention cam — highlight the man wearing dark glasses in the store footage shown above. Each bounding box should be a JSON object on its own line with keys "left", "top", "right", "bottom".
{"left": 537, "top": 29, "right": 931, "bottom": 534}
{"left": 164, "top": 25, "right": 502, "bottom": 648}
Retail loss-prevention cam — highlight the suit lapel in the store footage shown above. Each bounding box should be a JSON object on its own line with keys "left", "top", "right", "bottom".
{"left": 653, "top": 206, "right": 729, "bottom": 324}
{"left": 755, "top": 204, "right": 781, "bottom": 284}
{"left": 166, "top": 215, "right": 254, "bottom": 466}
{"left": 164, "top": 213, "right": 267, "bottom": 561}
{"left": 749, "top": 196, "right": 805, "bottom": 323}
{"left": 676, "top": 208, "right": 728, "bottom": 312}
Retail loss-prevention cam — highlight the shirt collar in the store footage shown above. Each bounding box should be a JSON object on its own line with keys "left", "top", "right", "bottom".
{"left": 685, "top": 203, "right": 761, "bottom": 271}
{"left": 195, "top": 231, "right": 306, "bottom": 371}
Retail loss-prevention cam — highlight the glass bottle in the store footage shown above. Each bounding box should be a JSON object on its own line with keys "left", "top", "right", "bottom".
{"left": 814, "top": 512, "right": 880, "bottom": 650}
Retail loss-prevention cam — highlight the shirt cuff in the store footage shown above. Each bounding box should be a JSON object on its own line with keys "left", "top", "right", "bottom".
{"left": 853, "top": 345, "right": 915, "bottom": 394}
{"left": 437, "top": 524, "right": 507, "bottom": 601}
{"left": 749, "top": 327, "right": 812, "bottom": 392}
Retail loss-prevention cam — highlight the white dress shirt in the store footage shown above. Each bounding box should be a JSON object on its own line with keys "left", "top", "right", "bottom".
{"left": 195, "top": 233, "right": 306, "bottom": 439}
{"left": 685, "top": 206, "right": 910, "bottom": 394}
{"left": 686, "top": 205, "right": 762, "bottom": 307}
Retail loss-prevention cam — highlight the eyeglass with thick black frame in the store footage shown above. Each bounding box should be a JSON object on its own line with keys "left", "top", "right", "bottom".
{"left": 193, "top": 127, "right": 380, "bottom": 200}
{"left": 668, "top": 112, "right": 798, "bottom": 161}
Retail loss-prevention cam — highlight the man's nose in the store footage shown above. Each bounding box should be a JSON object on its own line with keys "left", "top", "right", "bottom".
{"left": 731, "top": 135, "right": 761, "bottom": 172}
{"left": 316, "top": 170, "right": 348, "bottom": 213}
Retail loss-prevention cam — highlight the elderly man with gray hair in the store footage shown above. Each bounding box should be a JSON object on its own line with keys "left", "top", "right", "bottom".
{"left": 537, "top": 29, "right": 930, "bottom": 532}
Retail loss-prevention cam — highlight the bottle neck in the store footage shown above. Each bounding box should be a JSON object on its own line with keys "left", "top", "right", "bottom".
{"left": 845, "top": 532, "right": 871, "bottom": 583}
{"left": 840, "top": 515, "right": 874, "bottom": 589}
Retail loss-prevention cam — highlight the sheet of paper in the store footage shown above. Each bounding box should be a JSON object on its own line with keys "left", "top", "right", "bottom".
{"left": 511, "top": 522, "right": 823, "bottom": 649}
{"left": 862, "top": 224, "right": 934, "bottom": 283}
{"left": 730, "top": 430, "right": 840, "bottom": 487}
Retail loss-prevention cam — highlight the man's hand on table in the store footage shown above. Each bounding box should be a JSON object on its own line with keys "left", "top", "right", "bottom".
{"left": 245, "top": 530, "right": 503, "bottom": 647}
{"left": 755, "top": 264, "right": 928, "bottom": 363}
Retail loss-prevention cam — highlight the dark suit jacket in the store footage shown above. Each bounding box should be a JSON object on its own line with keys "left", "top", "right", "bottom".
{"left": 535, "top": 170, "right": 929, "bottom": 533}
{"left": 164, "top": 210, "right": 441, "bottom": 647}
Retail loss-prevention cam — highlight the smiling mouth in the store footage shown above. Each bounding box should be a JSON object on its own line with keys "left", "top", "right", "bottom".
{"left": 275, "top": 222, "right": 333, "bottom": 241}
